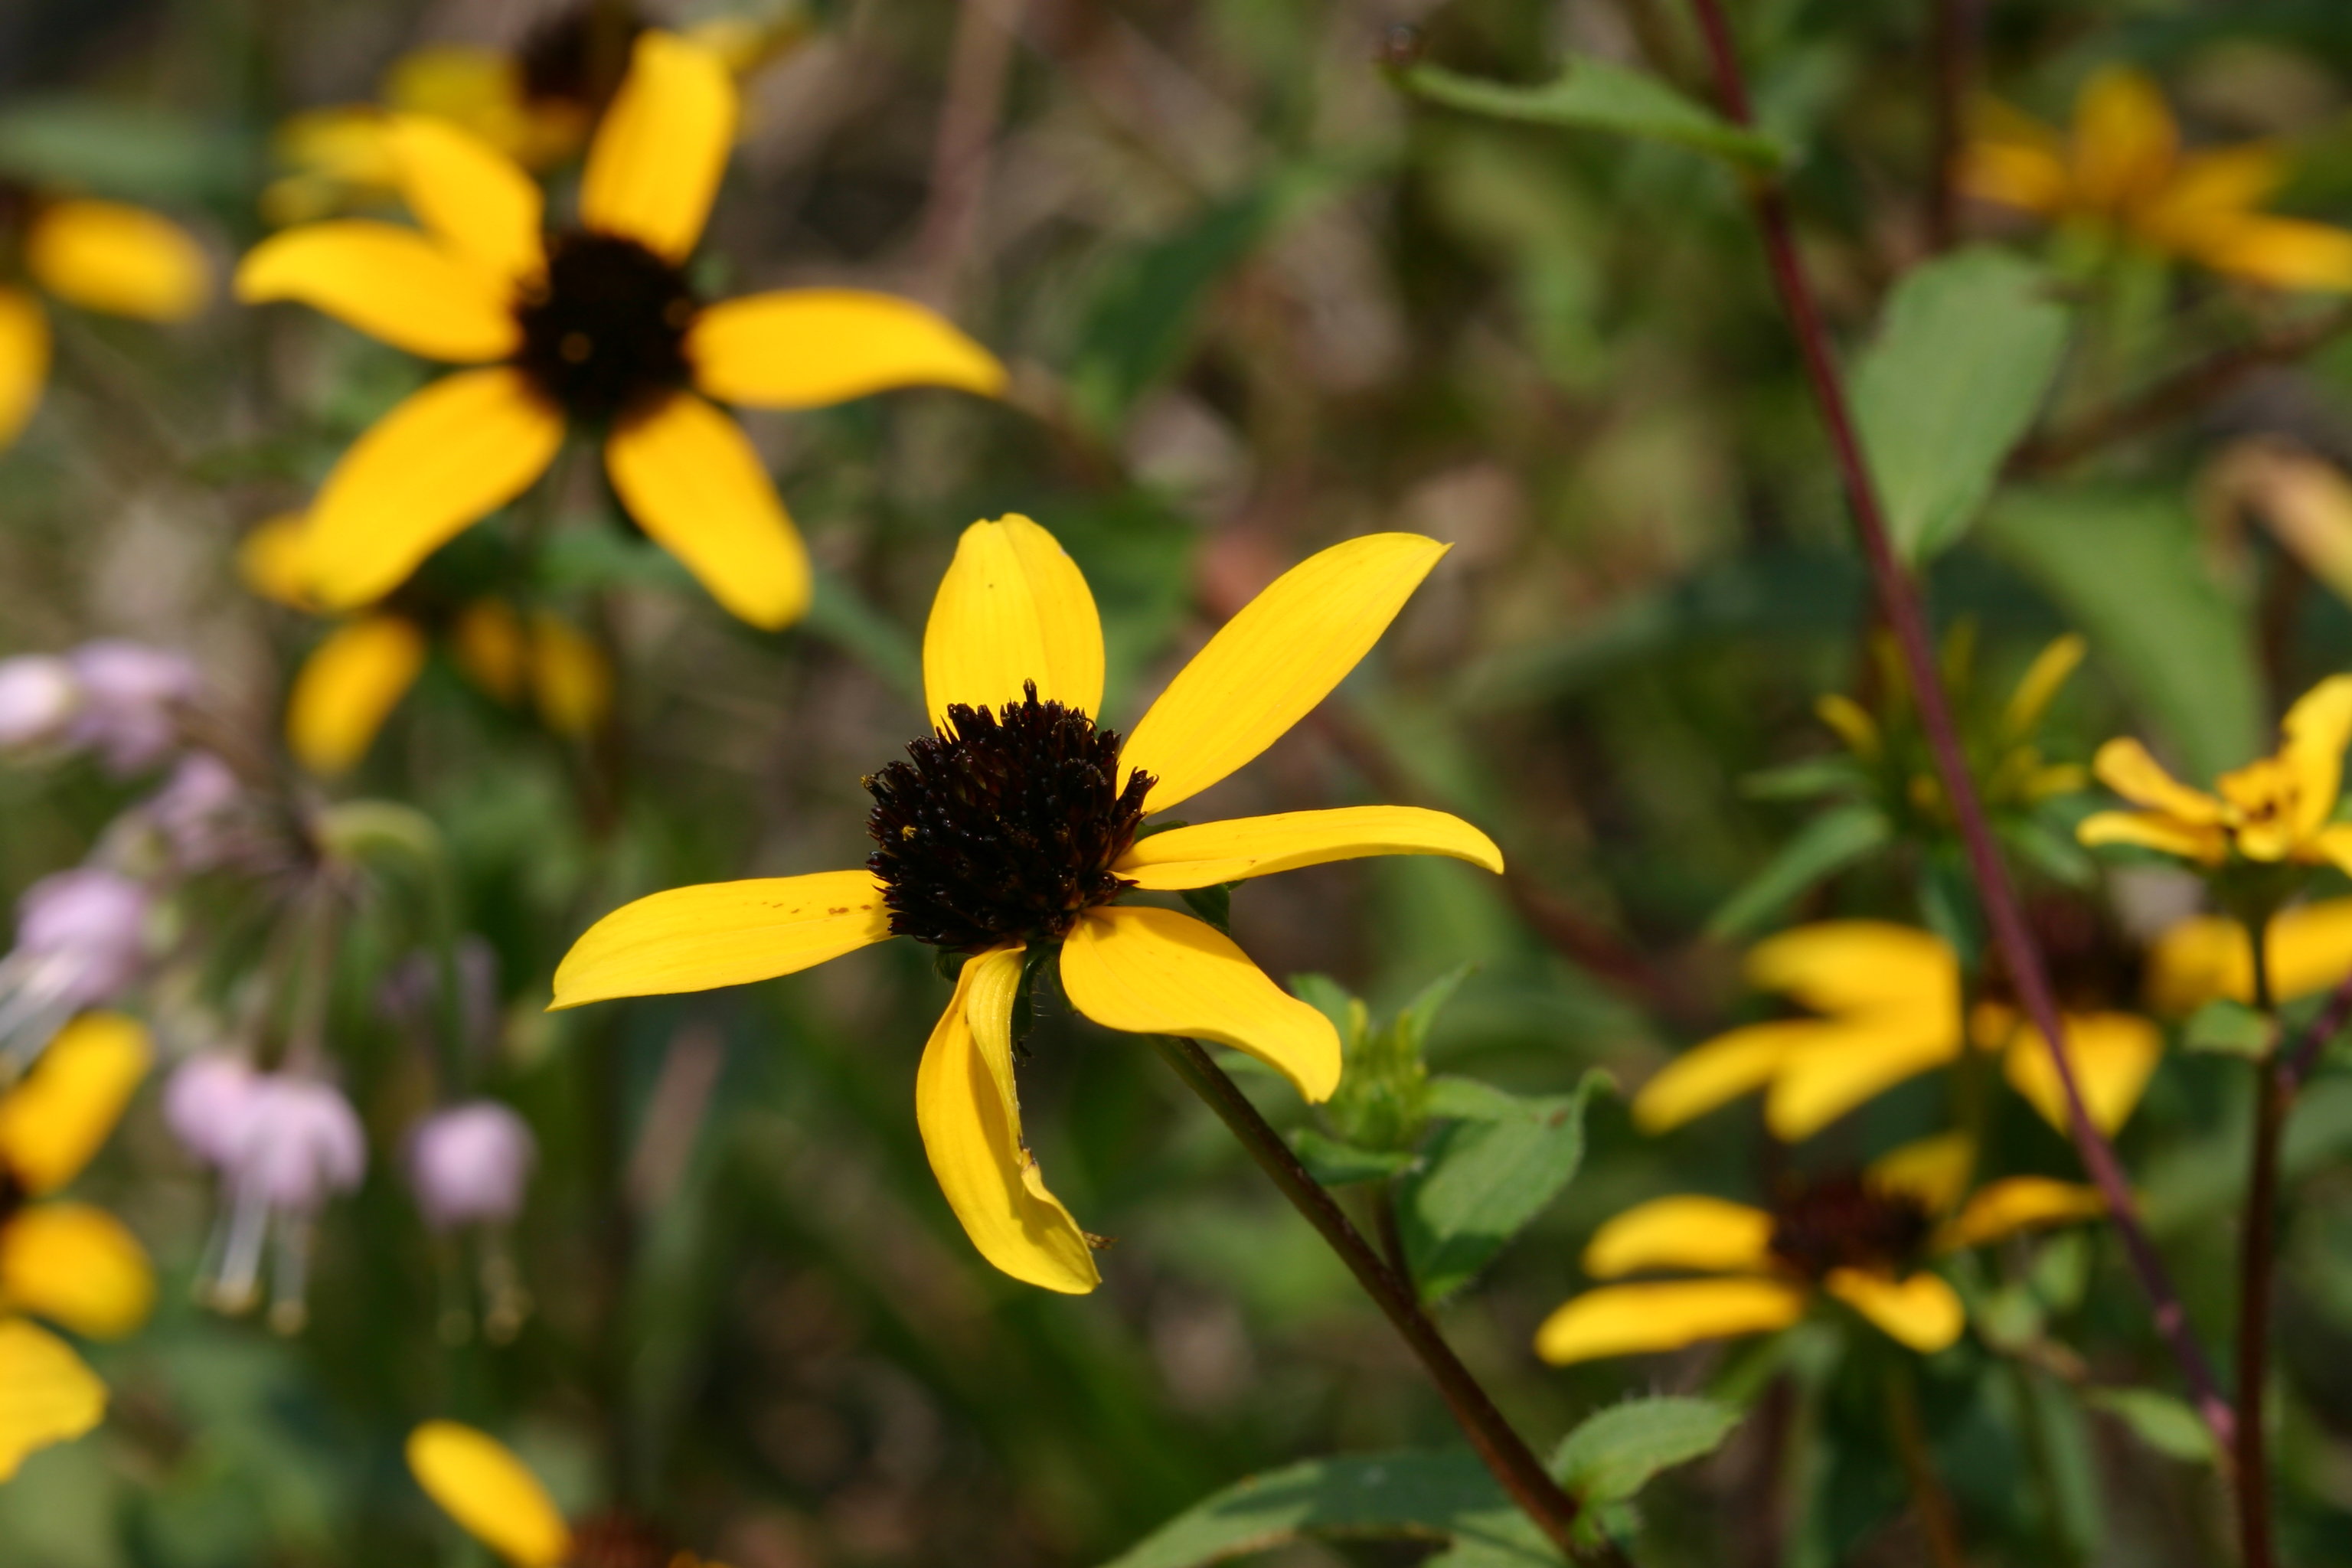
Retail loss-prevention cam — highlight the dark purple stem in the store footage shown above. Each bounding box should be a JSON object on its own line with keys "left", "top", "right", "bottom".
{"left": 2279, "top": 965, "right": 2352, "bottom": 1097}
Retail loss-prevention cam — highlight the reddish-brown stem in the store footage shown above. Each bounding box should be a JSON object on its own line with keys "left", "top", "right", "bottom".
{"left": 1684, "top": 0, "right": 2235, "bottom": 1448}
{"left": 2279, "top": 965, "right": 2352, "bottom": 1096}
{"left": 1926, "top": 0, "right": 1980, "bottom": 252}
{"left": 2239, "top": 933, "right": 2282, "bottom": 1568}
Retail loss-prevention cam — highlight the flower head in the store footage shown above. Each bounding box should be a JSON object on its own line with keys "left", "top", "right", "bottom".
{"left": 64, "top": 641, "right": 198, "bottom": 775}
{"left": 407, "top": 1419, "right": 727, "bottom": 1568}
{"left": 192, "top": 1070, "right": 366, "bottom": 1331}
{"left": 238, "top": 31, "right": 1005, "bottom": 632}
{"left": 554, "top": 517, "right": 1502, "bottom": 1292}
{"left": 407, "top": 1101, "right": 536, "bottom": 1231}
{"left": 0, "top": 870, "right": 153, "bottom": 1060}
{"left": 140, "top": 753, "right": 249, "bottom": 873}
{"left": 0, "top": 656, "right": 78, "bottom": 749}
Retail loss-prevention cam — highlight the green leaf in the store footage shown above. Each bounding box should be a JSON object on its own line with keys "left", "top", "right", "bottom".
{"left": 2182, "top": 998, "right": 2277, "bottom": 1059}
{"left": 1400, "top": 1071, "right": 1609, "bottom": 1302}
{"left": 1099, "top": 1450, "right": 1557, "bottom": 1568}
{"left": 1179, "top": 884, "right": 1234, "bottom": 934}
{"left": 1396, "top": 60, "right": 1788, "bottom": 170}
{"left": 0, "top": 99, "right": 250, "bottom": 201}
{"left": 1852, "top": 249, "right": 2073, "bottom": 562}
{"left": 1393, "top": 962, "right": 1477, "bottom": 1059}
{"left": 1423, "top": 1075, "right": 1525, "bottom": 1122}
{"left": 1550, "top": 1396, "right": 1745, "bottom": 1504}
{"left": 1706, "top": 803, "right": 1890, "bottom": 939}
{"left": 1290, "top": 1129, "right": 1419, "bottom": 1186}
{"left": 2083, "top": 1388, "right": 2217, "bottom": 1465}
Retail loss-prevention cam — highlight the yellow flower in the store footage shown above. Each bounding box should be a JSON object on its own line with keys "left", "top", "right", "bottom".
{"left": 1959, "top": 66, "right": 2352, "bottom": 291}
{"left": 237, "top": 31, "right": 1004, "bottom": 632}
{"left": 1534, "top": 1135, "right": 2104, "bottom": 1365}
{"left": 552, "top": 517, "right": 1501, "bottom": 1292}
{"left": 0, "top": 1013, "right": 155, "bottom": 1480}
{"left": 1633, "top": 922, "right": 2160, "bottom": 1142}
{"left": 2145, "top": 897, "right": 2352, "bottom": 1015}
{"left": 408, "top": 1419, "right": 727, "bottom": 1568}
{"left": 0, "top": 195, "right": 210, "bottom": 451}
{"left": 2077, "top": 674, "right": 2352, "bottom": 871}
{"left": 241, "top": 515, "right": 611, "bottom": 776}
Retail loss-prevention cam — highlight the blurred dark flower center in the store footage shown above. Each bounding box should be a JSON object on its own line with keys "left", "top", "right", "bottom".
{"left": 518, "top": 4, "right": 644, "bottom": 110}
{"left": 1768, "top": 1171, "right": 1932, "bottom": 1280}
{"left": 0, "top": 1161, "right": 23, "bottom": 1227}
{"left": 864, "top": 683, "right": 1152, "bottom": 954}
{"left": 564, "top": 1511, "right": 678, "bottom": 1568}
{"left": 514, "top": 231, "right": 695, "bottom": 426}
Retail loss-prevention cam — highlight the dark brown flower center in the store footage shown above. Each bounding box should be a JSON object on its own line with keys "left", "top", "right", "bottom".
{"left": 565, "top": 1511, "right": 683, "bottom": 1568}
{"left": 1768, "top": 1172, "right": 1932, "bottom": 1281}
{"left": 512, "top": 231, "right": 696, "bottom": 426}
{"left": 517, "top": 4, "right": 643, "bottom": 112}
{"left": 864, "top": 684, "right": 1152, "bottom": 953}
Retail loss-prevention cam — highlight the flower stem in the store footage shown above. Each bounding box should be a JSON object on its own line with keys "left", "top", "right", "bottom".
{"left": 1885, "top": 1361, "right": 1966, "bottom": 1568}
{"left": 1682, "top": 0, "right": 2235, "bottom": 1449}
{"left": 1146, "top": 1033, "right": 1614, "bottom": 1565}
{"left": 2278, "top": 962, "right": 2352, "bottom": 1096}
{"left": 2238, "top": 925, "right": 2283, "bottom": 1568}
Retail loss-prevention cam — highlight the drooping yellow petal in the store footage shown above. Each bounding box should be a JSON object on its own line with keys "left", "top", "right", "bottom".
{"left": 286, "top": 615, "right": 429, "bottom": 776}
{"left": 1766, "top": 1014, "right": 1965, "bottom": 1142}
{"left": 1868, "top": 1132, "right": 1977, "bottom": 1216}
{"left": 1629, "top": 1021, "right": 1815, "bottom": 1133}
{"left": 1744, "top": 921, "right": 1959, "bottom": 1019}
{"left": 2146, "top": 900, "right": 2352, "bottom": 1013}
{"left": 603, "top": 391, "right": 810, "bottom": 630}
{"left": 0, "top": 1204, "right": 153, "bottom": 1340}
{"left": 449, "top": 599, "right": 528, "bottom": 704}
{"left": 527, "top": 615, "right": 612, "bottom": 737}
{"left": 0, "top": 1012, "right": 150, "bottom": 1195}
{"left": 920, "top": 514, "right": 1104, "bottom": 725}
{"left": 1999, "top": 1011, "right": 2161, "bottom": 1136}
{"left": 406, "top": 1421, "right": 572, "bottom": 1568}
{"left": 0, "top": 1318, "right": 104, "bottom": 1483}
{"left": 238, "top": 513, "right": 320, "bottom": 610}
{"left": 1821, "top": 1269, "right": 1965, "bottom": 1352}
{"left": 551, "top": 871, "right": 888, "bottom": 1010}
{"left": 305, "top": 368, "right": 564, "bottom": 609}
{"left": 1121, "top": 534, "right": 1448, "bottom": 814}
{"left": 1935, "top": 1178, "right": 2105, "bottom": 1253}
{"left": 2076, "top": 809, "right": 2230, "bottom": 864}
{"left": 914, "top": 946, "right": 1099, "bottom": 1294}
{"left": 1116, "top": 806, "right": 1502, "bottom": 890}
{"left": 383, "top": 115, "right": 545, "bottom": 286}
{"left": 2089, "top": 737, "right": 2224, "bottom": 823}
{"left": 1060, "top": 906, "right": 1340, "bottom": 1102}
{"left": 0, "top": 286, "right": 49, "bottom": 450}
{"left": 688, "top": 289, "right": 1006, "bottom": 409}
{"left": 1956, "top": 135, "right": 2073, "bottom": 215}
{"left": 2071, "top": 67, "right": 2177, "bottom": 214}
{"left": 1533, "top": 1279, "right": 1808, "bottom": 1366}
{"left": 2141, "top": 145, "right": 2284, "bottom": 231}
{"left": 236, "top": 221, "right": 520, "bottom": 362}
{"left": 1580, "top": 1196, "right": 1775, "bottom": 1279}
{"left": 2194, "top": 217, "right": 2352, "bottom": 292}
{"left": 579, "top": 31, "right": 736, "bottom": 263}
{"left": 2002, "top": 635, "right": 2086, "bottom": 739}
{"left": 382, "top": 47, "right": 534, "bottom": 158}
{"left": 25, "top": 200, "right": 208, "bottom": 322}
{"left": 2280, "top": 675, "right": 2352, "bottom": 844}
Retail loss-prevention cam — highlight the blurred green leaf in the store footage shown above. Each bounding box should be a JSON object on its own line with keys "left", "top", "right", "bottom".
{"left": 1400, "top": 1070, "right": 1609, "bottom": 1302}
{"left": 0, "top": 100, "right": 250, "bottom": 202}
{"left": 2182, "top": 998, "right": 2276, "bottom": 1059}
{"left": 1290, "top": 1128, "right": 1419, "bottom": 1185}
{"left": 1707, "top": 802, "right": 1889, "bottom": 939}
{"left": 2083, "top": 1387, "right": 2217, "bottom": 1465}
{"left": 1396, "top": 60, "right": 1788, "bottom": 170}
{"left": 1854, "top": 249, "right": 2072, "bottom": 562}
{"left": 1550, "top": 1396, "right": 1743, "bottom": 1503}
{"left": 1394, "top": 963, "right": 1476, "bottom": 1060}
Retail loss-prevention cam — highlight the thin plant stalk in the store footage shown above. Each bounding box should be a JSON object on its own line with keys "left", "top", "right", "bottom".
{"left": 1145, "top": 1033, "right": 1618, "bottom": 1566}
{"left": 2239, "top": 925, "right": 2285, "bottom": 1568}
{"left": 2280, "top": 964, "right": 2352, "bottom": 1096}
{"left": 1885, "top": 1362, "right": 1966, "bottom": 1568}
{"left": 1681, "top": 0, "right": 2236, "bottom": 1448}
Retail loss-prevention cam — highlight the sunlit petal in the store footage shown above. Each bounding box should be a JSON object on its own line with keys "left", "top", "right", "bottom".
{"left": 0, "top": 286, "right": 50, "bottom": 450}
{"left": 406, "top": 1421, "right": 572, "bottom": 1568}
{"left": 1765, "top": 1014, "right": 1963, "bottom": 1142}
{"left": 604, "top": 391, "right": 810, "bottom": 630}
{"left": 0, "top": 1204, "right": 152, "bottom": 1340}
{"left": 552, "top": 871, "right": 888, "bottom": 1009}
{"left": 238, "top": 513, "right": 321, "bottom": 610}
{"left": 1935, "top": 1178, "right": 2105, "bottom": 1253}
{"left": 1867, "top": 1132, "right": 1976, "bottom": 1216}
{"left": 2196, "top": 217, "right": 2352, "bottom": 293}
{"left": 921, "top": 514, "right": 1103, "bottom": 725}
{"left": 580, "top": 32, "right": 735, "bottom": 262}
{"left": 384, "top": 115, "right": 545, "bottom": 286}
{"left": 2070, "top": 67, "right": 2178, "bottom": 212}
{"left": 1744, "top": 921, "right": 1959, "bottom": 1018}
{"left": 2076, "top": 808, "right": 2229, "bottom": 864}
{"left": 690, "top": 289, "right": 1006, "bottom": 408}
{"left": 1821, "top": 1269, "right": 1965, "bottom": 1353}
{"left": 1533, "top": 1279, "right": 1808, "bottom": 1365}
{"left": 1629, "top": 1021, "right": 1815, "bottom": 1133}
{"left": 286, "top": 616, "right": 429, "bottom": 776}
{"left": 1580, "top": 1196, "right": 1775, "bottom": 1279}
{"left": 1956, "top": 137, "right": 2072, "bottom": 214}
{"left": 2281, "top": 675, "right": 2352, "bottom": 842}
{"left": 26, "top": 200, "right": 208, "bottom": 322}
{"left": 0, "top": 1319, "right": 104, "bottom": 1483}
{"left": 2089, "top": 737, "right": 2224, "bottom": 823}
{"left": 2148, "top": 900, "right": 2352, "bottom": 1014}
{"left": 237, "top": 221, "right": 519, "bottom": 361}
{"left": 2000, "top": 1011, "right": 2161, "bottom": 1136}
{"left": 1116, "top": 806, "right": 1501, "bottom": 890}
{"left": 0, "top": 1011, "right": 150, "bottom": 1195}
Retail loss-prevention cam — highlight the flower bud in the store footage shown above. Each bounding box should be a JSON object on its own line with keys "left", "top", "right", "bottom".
{"left": 66, "top": 641, "right": 196, "bottom": 774}
{"left": 0, "top": 655, "right": 79, "bottom": 748}
{"left": 164, "top": 1051, "right": 259, "bottom": 1169}
{"left": 407, "top": 1102, "right": 536, "bottom": 1230}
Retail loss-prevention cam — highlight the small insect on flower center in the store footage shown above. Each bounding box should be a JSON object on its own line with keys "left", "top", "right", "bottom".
{"left": 865, "top": 683, "right": 1153, "bottom": 954}
{"left": 1767, "top": 1171, "right": 1933, "bottom": 1282}
{"left": 513, "top": 231, "right": 697, "bottom": 426}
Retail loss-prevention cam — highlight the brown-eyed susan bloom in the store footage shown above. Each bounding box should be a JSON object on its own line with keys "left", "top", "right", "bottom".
{"left": 237, "top": 31, "right": 1004, "bottom": 632}
{"left": 408, "top": 1419, "right": 726, "bottom": 1568}
{"left": 1534, "top": 1135, "right": 2103, "bottom": 1364}
{"left": 552, "top": 517, "right": 1501, "bottom": 1292}
{"left": 0, "top": 1012, "right": 155, "bottom": 1478}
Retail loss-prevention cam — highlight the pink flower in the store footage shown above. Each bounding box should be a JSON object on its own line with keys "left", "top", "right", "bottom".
{"left": 0, "top": 869, "right": 151, "bottom": 1054}
{"left": 0, "top": 655, "right": 78, "bottom": 748}
{"left": 164, "top": 1052, "right": 260, "bottom": 1169}
{"left": 65, "top": 641, "right": 196, "bottom": 773}
{"left": 407, "top": 1102, "right": 536, "bottom": 1230}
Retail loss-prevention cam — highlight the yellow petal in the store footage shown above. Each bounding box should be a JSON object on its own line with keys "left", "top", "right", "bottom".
{"left": 2311, "top": 823, "right": 2352, "bottom": 880}
{"left": 0, "top": 1012, "right": 150, "bottom": 1195}
{"left": 2140, "top": 145, "right": 2285, "bottom": 236}
{"left": 1744, "top": 921, "right": 1959, "bottom": 1019}
{"left": 2147, "top": 900, "right": 2352, "bottom": 1013}
{"left": 1936, "top": 1178, "right": 2105, "bottom": 1253}
{"left": 1580, "top": 1196, "right": 1775, "bottom": 1279}
{"left": 2001, "top": 1011, "right": 2161, "bottom": 1136}
{"left": 238, "top": 513, "right": 321, "bottom": 609}
{"left": 2071, "top": 67, "right": 2177, "bottom": 213}
{"left": 286, "top": 615, "right": 429, "bottom": 776}
{"left": 384, "top": 115, "right": 544, "bottom": 286}
{"left": 2076, "top": 809, "right": 2229, "bottom": 864}
{"left": 305, "top": 368, "right": 563, "bottom": 609}
{"left": 579, "top": 31, "right": 736, "bottom": 263}
{"left": 1814, "top": 693, "right": 1881, "bottom": 758}
{"left": 1766, "top": 1014, "right": 1964, "bottom": 1141}
{"left": 2090, "top": 737, "right": 2224, "bottom": 823}
{"left": 915, "top": 947, "right": 1099, "bottom": 1293}
{"left": 1956, "top": 136, "right": 2072, "bottom": 214}
{"left": 2203, "top": 219, "right": 2352, "bottom": 292}
{"left": 406, "top": 1420, "right": 572, "bottom": 1568}
{"left": 920, "top": 514, "right": 1104, "bottom": 725}
{"left": 551, "top": 870, "right": 888, "bottom": 1009}
{"left": 0, "top": 286, "right": 49, "bottom": 450}
{"left": 603, "top": 392, "right": 810, "bottom": 629}
{"left": 2281, "top": 674, "right": 2352, "bottom": 842}
{"left": 449, "top": 599, "right": 528, "bottom": 704}
{"left": 1121, "top": 534, "right": 1448, "bottom": 814}
{"left": 527, "top": 615, "right": 612, "bottom": 737}
{"left": 1533, "top": 1279, "right": 1808, "bottom": 1366}
{"left": 0, "top": 1318, "right": 104, "bottom": 1483}
{"left": 0, "top": 1204, "right": 152, "bottom": 1341}
{"left": 1116, "top": 806, "right": 1501, "bottom": 890}
{"left": 1060, "top": 906, "right": 1340, "bottom": 1102}
{"left": 236, "top": 220, "right": 519, "bottom": 362}
{"left": 1868, "top": 1132, "right": 1977, "bottom": 1216}
{"left": 1821, "top": 1269, "right": 1965, "bottom": 1353}
{"left": 25, "top": 200, "right": 208, "bottom": 322}
{"left": 1630, "top": 1021, "right": 1814, "bottom": 1133}
{"left": 688, "top": 289, "right": 1005, "bottom": 408}
{"left": 2002, "top": 634, "right": 2086, "bottom": 738}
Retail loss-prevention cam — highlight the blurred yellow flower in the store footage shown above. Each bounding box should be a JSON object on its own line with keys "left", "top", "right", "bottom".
{"left": 2078, "top": 674, "right": 2352, "bottom": 871}
{"left": 1959, "top": 66, "right": 2352, "bottom": 290}
{"left": 553, "top": 518, "right": 1501, "bottom": 1292}
{"left": 408, "top": 1419, "right": 727, "bottom": 1568}
{"left": 1534, "top": 1134, "right": 2102, "bottom": 1365}
{"left": 238, "top": 31, "right": 1004, "bottom": 632}
{"left": 0, "top": 196, "right": 210, "bottom": 450}
{"left": 2146, "top": 897, "right": 2352, "bottom": 1015}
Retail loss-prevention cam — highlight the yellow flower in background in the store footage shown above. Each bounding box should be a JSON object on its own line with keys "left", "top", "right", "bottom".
{"left": 553, "top": 518, "right": 1501, "bottom": 1292}
{"left": 1635, "top": 922, "right": 2160, "bottom": 1142}
{"left": 2078, "top": 675, "right": 2352, "bottom": 871}
{"left": 1959, "top": 66, "right": 2352, "bottom": 291}
{"left": 0, "top": 194, "right": 210, "bottom": 450}
{"left": 0, "top": 1013, "right": 155, "bottom": 1480}
{"left": 1534, "top": 1135, "right": 2105, "bottom": 1365}
{"left": 237, "top": 31, "right": 1004, "bottom": 632}
{"left": 407, "top": 1419, "right": 727, "bottom": 1568}
{"left": 240, "top": 516, "right": 611, "bottom": 776}
{"left": 2146, "top": 897, "right": 2352, "bottom": 1015}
